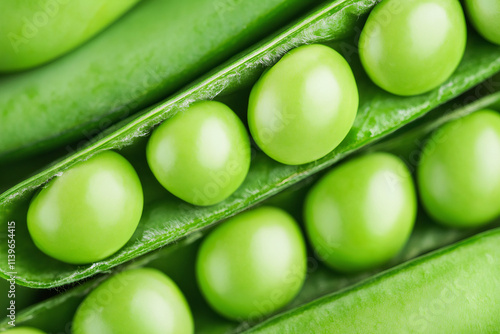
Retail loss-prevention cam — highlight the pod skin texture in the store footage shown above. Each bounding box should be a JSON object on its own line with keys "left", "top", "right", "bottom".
{"left": 418, "top": 110, "right": 500, "bottom": 228}
{"left": 27, "top": 151, "right": 143, "bottom": 264}
{"left": 304, "top": 153, "right": 417, "bottom": 272}
{"left": 73, "top": 268, "right": 194, "bottom": 334}
{"left": 147, "top": 101, "right": 251, "bottom": 206}
{"left": 248, "top": 44, "right": 358, "bottom": 165}
{"left": 464, "top": 0, "right": 500, "bottom": 45}
{"left": 0, "top": 0, "right": 319, "bottom": 162}
{"left": 359, "top": 0, "right": 467, "bottom": 96}
{"left": 0, "top": 0, "right": 139, "bottom": 72}
{"left": 246, "top": 229, "right": 500, "bottom": 333}
{"left": 196, "top": 206, "right": 307, "bottom": 320}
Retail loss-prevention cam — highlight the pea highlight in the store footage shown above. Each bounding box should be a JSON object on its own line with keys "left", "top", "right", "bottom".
{"left": 359, "top": 0, "right": 467, "bottom": 96}
{"left": 73, "top": 268, "right": 193, "bottom": 334}
{"left": 464, "top": 0, "right": 500, "bottom": 45}
{"left": 27, "top": 151, "right": 143, "bottom": 264}
{"left": 304, "top": 153, "right": 417, "bottom": 272}
{"left": 196, "top": 206, "right": 307, "bottom": 320}
{"left": 418, "top": 110, "right": 500, "bottom": 228}
{"left": 3, "top": 328, "right": 46, "bottom": 334}
{"left": 147, "top": 101, "right": 251, "bottom": 206}
{"left": 248, "top": 44, "right": 358, "bottom": 165}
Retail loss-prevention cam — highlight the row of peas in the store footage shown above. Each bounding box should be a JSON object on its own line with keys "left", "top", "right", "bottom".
{"left": 20, "top": 104, "right": 500, "bottom": 334}
{"left": 16, "top": 0, "right": 500, "bottom": 333}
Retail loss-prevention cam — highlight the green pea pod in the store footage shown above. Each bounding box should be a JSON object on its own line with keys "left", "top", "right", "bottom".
{"left": 2, "top": 0, "right": 500, "bottom": 289}
{"left": 0, "top": 0, "right": 140, "bottom": 72}
{"left": 0, "top": 0, "right": 321, "bottom": 161}
{"left": 247, "top": 228, "right": 500, "bottom": 333}
{"left": 3, "top": 191, "right": 498, "bottom": 333}
{"left": 3, "top": 89, "right": 500, "bottom": 331}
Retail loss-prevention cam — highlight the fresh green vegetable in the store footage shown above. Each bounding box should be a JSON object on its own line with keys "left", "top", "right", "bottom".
{"left": 464, "top": 0, "right": 500, "bottom": 45}
{"left": 2, "top": 0, "right": 500, "bottom": 289}
{"left": 418, "top": 109, "right": 500, "bottom": 228}
{"left": 359, "top": 0, "right": 467, "bottom": 96}
{"left": 248, "top": 44, "right": 358, "bottom": 165}
{"left": 2, "top": 328, "right": 46, "bottom": 334}
{"left": 5, "top": 200, "right": 498, "bottom": 333}
{"left": 0, "top": 0, "right": 320, "bottom": 162}
{"left": 0, "top": 0, "right": 139, "bottom": 72}
{"left": 196, "top": 206, "right": 307, "bottom": 320}
{"left": 73, "top": 268, "right": 193, "bottom": 334}
{"left": 247, "top": 228, "right": 500, "bottom": 333}
{"left": 147, "top": 101, "right": 250, "bottom": 206}
{"left": 2, "top": 0, "right": 500, "bottom": 331}
{"left": 304, "top": 152, "right": 416, "bottom": 272}
{"left": 27, "top": 151, "right": 143, "bottom": 264}
{"left": 5, "top": 90, "right": 500, "bottom": 334}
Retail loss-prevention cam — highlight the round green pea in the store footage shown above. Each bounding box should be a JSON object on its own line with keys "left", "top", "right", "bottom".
{"left": 27, "top": 151, "right": 143, "bottom": 264}
{"left": 248, "top": 44, "right": 358, "bottom": 165}
{"left": 73, "top": 268, "right": 193, "bottom": 334}
{"left": 2, "top": 328, "right": 46, "bottom": 334}
{"left": 196, "top": 206, "right": 307, "bottom": 320}
{"left": 359, "top": 0, "right": 467, "bottom": 96}
{"left": 418, "top": 110, "right": 500, "bottom": 228}
{"left": 304, "top": 153, "right": 417, "bottom": 272}
{"left": 147, "top": 101, "right": 251, "bottom": 206}
{"left": 464, "top": 0, "right": 500, "bottom": 45}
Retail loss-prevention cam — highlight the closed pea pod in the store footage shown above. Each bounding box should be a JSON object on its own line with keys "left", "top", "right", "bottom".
{"left": 304, "top": 153, "right": 417, "bottom": 272}
{"left": 0, "top": 0, "right": 139, "bottom": 72}
{"left": 248, "top": 44, "right": 358, "bottom": 165}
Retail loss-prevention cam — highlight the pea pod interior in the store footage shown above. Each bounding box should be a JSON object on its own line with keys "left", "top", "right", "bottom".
{"left": 4, "top": 184, "right": 499, "bottom": 333}
{"left": 0, "top": 0, "right": 321, "bottom": 161}
{"left": 1, "top": 0, "right": 500, "bottom": 288}
{"left": 247, "top": 228, "right": 500, "bottom": 333}
{"left": 2, "top": 88, "right": 500, "bottom": 334}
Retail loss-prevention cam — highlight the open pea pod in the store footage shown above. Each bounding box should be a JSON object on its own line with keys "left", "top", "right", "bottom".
{"left": 193, "top": 90, "right": 500, "bottom": 333}
{"left": 2, "top": 0, "right": 500, "bottom": 289}
{"left": 2, "top": 89, "right": 500, "bottom": 331}
{"left": 4, "top": 211, "right": 499, "bottom": 333}
{"left": 0, "top": 235, "right": 203, "bottom": 333}
{"left": 0, "top": 0, "right": 320, "bottom": 161}
{"left": 4, "top": 125, "right": 500, "bottom": 333}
